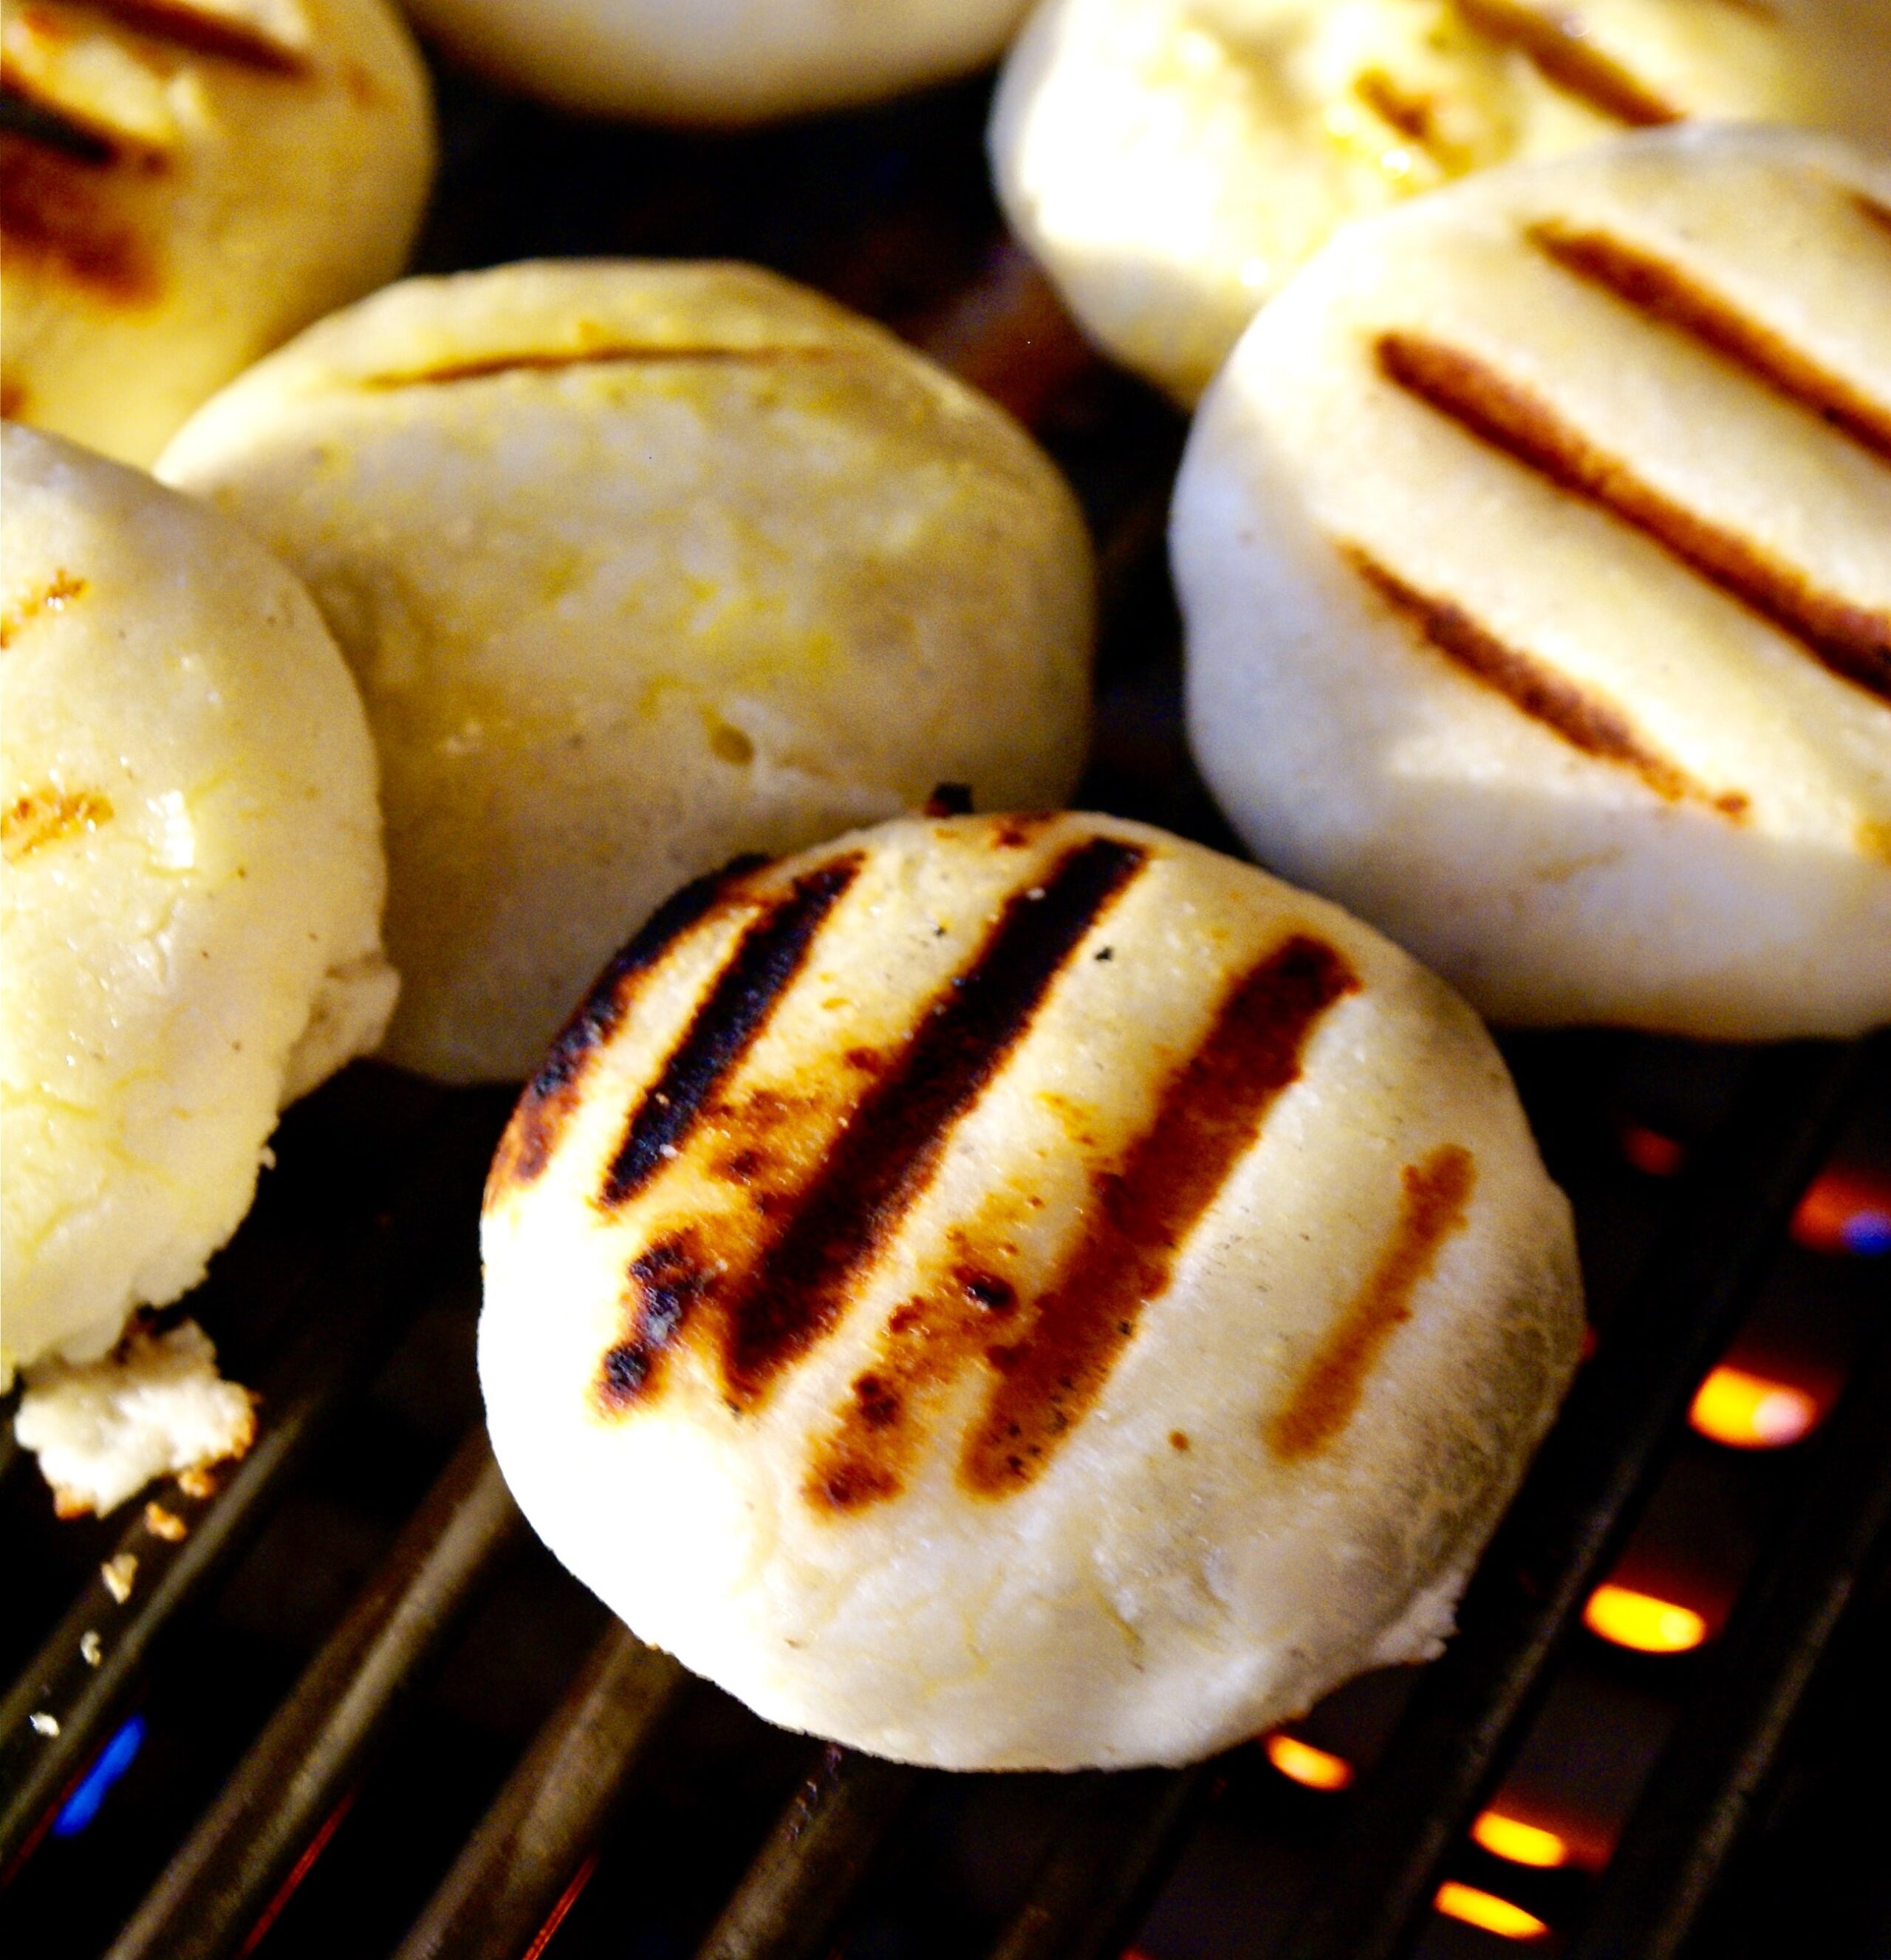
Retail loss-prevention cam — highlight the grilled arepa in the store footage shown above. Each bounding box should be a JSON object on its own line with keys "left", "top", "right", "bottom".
{"left": 397, "top": 0, "right": 1033, "bottom": 124}
{"left": 0, "top": 0, "right": 433, "bottom": 468}
{"left": 158, "top": 261, "right": 1095, "bottom": 1085}
{"left": 479, "top": 811, "right": 1581, "bottom": 1769}
{"left": 1, "top": 426, "right": 394, "bottom": 1479}
{"left": 1175, "top": 126, "right": 1891, "bottom": 1038}
{"left": 991, "top": 0, "right": 1891, "bottom": 405}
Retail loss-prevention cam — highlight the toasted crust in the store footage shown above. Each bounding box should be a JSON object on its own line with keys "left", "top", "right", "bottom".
{"left": 480, "top": 812, "right": 1582, "bottom": 1768}
{"left": 1176, "top": 125, "right": 1891, "bottom": 1037}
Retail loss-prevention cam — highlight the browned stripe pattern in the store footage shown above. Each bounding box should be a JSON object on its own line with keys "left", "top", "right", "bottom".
{"left": 1343, "top": 543, "right": 1747, "bottom": 816}
{"left": 363, "top": 346, "right": 841, "bottom": 391}
{"left": 1451, "top": 0, "right": 1680, "bottom": 127}
{"left": 485, "top": 856, "right": 764, "bottom": 1205}
{"left": 1354, "top": 69, "right": 1461, "bottom": 171}
{"left": 2, "top": 785, "right": 112, "bottom": 863}
{"left": 0, "top": 119, "right": 157, "bottom": 301}
{"left": 1531, "top": 222, "right": 1891, "bottom": 465}
{"left": 598, "top": 856, "right": 861, "bottom": 1209}
{"left": 1377, "top": 331, "right": 1891, "bottom": 707}
{"left": 0, "top": 80, "right": 122, "bottom": 164}
{"left": 84, "top": 0, "right": 307, "bottom": 75}
{"left": 592, "top": 836, "right": 1149, "bottom": 1418}
{"left": 957, "top": 933, "right": 1361, "bottom": 1500}
{"left": 1268, "top": 1144, "right": 1476, "bottom": 1461}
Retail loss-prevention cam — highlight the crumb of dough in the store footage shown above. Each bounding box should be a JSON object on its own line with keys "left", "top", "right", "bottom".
{"left": 15, "top": 1320, "right": 255, "bottom": 1518}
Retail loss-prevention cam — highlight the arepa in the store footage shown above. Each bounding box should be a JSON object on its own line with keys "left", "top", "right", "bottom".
{"left": 479, "top": 811, "right": 1581, "bottom": 1769}
{"left": 991, "top": 0, "right": 1891, "bottom": 404}
{"left": 1175, "top": 124, "right": 1891, "bottom": 1037}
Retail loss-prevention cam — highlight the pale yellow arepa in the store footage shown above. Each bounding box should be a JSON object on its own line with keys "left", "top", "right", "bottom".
{"left": 1, "top": 424, "right": 396, "bottom": 1393}
{"left": 160, "top": 261, "right": 1095, "bottom": 1084}
{"left": 991, "top": 0, "right": 1891, "bottom": 403}
{"left": 1175, "top": 125, "right": 1891, "bottom": 1037}
{"left": 480, "top": 812, "right": 1581, "bottom": 1769}
{"left": 1, "top": 0, "right": 433, "bottom": 465}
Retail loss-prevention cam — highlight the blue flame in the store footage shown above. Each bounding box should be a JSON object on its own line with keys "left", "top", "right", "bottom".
{"left": 51, "top": 1714, "right": 146, "bottom": 1838}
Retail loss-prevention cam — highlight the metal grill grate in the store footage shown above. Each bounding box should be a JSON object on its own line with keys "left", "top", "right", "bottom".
{"left": 5, "top": 56, "right": 1890, "bottom": 1960}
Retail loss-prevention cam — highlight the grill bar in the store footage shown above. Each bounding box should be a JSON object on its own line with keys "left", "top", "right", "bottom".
{"left": 985, "top": 1761, "right": 1220, "bottom": 1960}
{"left": 1569, "top": 1260, "right": 1891, "bottom": 1960}
{"left": 103, "top": 1427, "right": 524, "bottom": 1960}
{"left": 1266, "top": 1034, "right": 1875, "bottom": 1960}
{"left": 0, "top": 1086, "right": 500, "bottom": 1881}
{"left": 693, "top": 1746, "right": 921, "bottom": 1960}
{"left": 391, "top": 1622, "right": 688, "bottom": 1960}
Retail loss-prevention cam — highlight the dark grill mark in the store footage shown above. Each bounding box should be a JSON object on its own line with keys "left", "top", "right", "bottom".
{"left": 719, "top": 836, "right": 1146, "bottom": 1408}
{"left": 1377, "top": 331, "right": 1891, "bottom": 707}
{"left": 1354, "top": 69, "right": 1459, "bottom": 170}
{"left": 0, "top": 570, "right": 86, "bottom": 649}
{"left": 1451, "top": 0, "right": 1680, "bottom": 126}
{"left": 0, "top": 82, "right": 120, "bottom": 164}
{"left": 1858, "top": 194, "right": 1891, "bottom": 243}
{"left": 597, "top": 1235, "right": 719, "bottom": 1410}
{"left": 0, "top": 129, "right": 157, "bottom": 301}
{"left": 1530, "top": 222, "right": 1891, "bottom": 465}
{"left": 598, "top": 856, "right": 862, "bottom": 1209}
{"left": 362, "top": 345, "right": 840, "bottom": 390}
{"left": 83, "top": 0, "right": 307, "bottom": 75}
{"left": 960, "top": 934, "right": 1362, "bottom": 1499}
{"left": 1268, "top": 1144, "right": 1476, "bottom": 1461}
{"left": 2, "top": 786, "right": 112, "bottom": 862}
{"left": 485, "top": 856, "right": 762, "bottom": 1206}
{"left": 1343, "top": 544, "right": 1747, "bottom": 816}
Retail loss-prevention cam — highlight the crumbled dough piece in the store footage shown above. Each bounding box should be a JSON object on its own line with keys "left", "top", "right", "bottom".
{"left": 16, "top": 1321, "right": 256, "bottom": 1519}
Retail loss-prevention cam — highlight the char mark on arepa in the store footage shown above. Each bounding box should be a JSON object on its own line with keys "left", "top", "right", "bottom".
{"left": 64, "top": 0, "right": 308, "bottom": 75}
{"left": 598, "top": 855, "right": 864, "bottom": 1209}
{"left": 1376, "top": 332, "right": 1891, "bottom": 708}
{"left": 1449, "top": 0, "right": 1680, "bottom": 128}
{"left": 1342, "top": 545, "right": 1747, "bottom": 816}
{"left": 1269, "top": 1144, "right": 1476, "bottom": 1461}
{"left": 363, "top": 345, "right": 842, "bottom": 390}
{"left": 958, "top": 933, "right": 1361, "bottom": 1499}
{"left": 1528, "top": 222, "right": 1891, "bottom": 465}
{"left": 485, "top": 854, "right": 764, "bottom": 1204}
{"left": 717, "top": 836, "right": 1147, "bottom": 1407}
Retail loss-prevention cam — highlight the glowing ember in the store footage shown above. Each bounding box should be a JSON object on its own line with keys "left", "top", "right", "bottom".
{"left": 1690, "top": 1365, "right": 1819, "bottom": 1449}
{"left": 1584, "top": 1582, "right": 1707, "bottom": 1654}
{"left": 1472, "top": 1810, "right": 1569, "bottom": 1868}
{"left": 1263, "top": 1732, "right": 1354, "bottom": 1791}
{"left": 1618, "top": 1123, "right": 1685, "bottom": 1177}
{"left": 1435, "top": 1880, "right": 1549, "bottom": 1940}
{"left": 1793, "top": 1167, "right": 1891, "bottom": 1257}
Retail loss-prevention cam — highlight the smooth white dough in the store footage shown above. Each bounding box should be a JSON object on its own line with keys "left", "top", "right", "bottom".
{"left": 1175, "top": 125, "right": 1891, "bottom": 1038}
{"left": 159, "top": 260, "right": 1095, "bottom": 1084}
{"left": 991, "top": 0, "right": 1891, "bottom": 403}
{"left": 402, "top": 0, "right": 1034, "bottom": 122}
{"left": 481, "top": 812, "right": 1581, "bottom": 1769}
{"left": 1, "top": 0, "right": 434, "bottom": 466}
{"left": 1, "top": 425, "right": 397, "bottom": 1386}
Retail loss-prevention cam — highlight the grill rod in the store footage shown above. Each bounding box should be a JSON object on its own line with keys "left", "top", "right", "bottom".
{"left": 0, "top": 1085, "right": 502, "bottom": 1880}
{"left": 1265, "top": 1033, "right": 1875, "bottom": 1960}
{"left": 693, "top": 1745, "right": 921, "bottom": 1960}
{"left": 1569, "top": 1254, "right": 1891, "bottom": 1960}
{"left": 391, "top": 1622, "right": 688, "bottom": 1960}
{"left": 103, "top": 1427, "right": 524, "bottom": 1960}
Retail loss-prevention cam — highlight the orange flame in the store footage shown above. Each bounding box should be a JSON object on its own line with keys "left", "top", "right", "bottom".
{"left": 1584, "top": 1583, "right": 1707, "bottom": 1654}
{"left": 1263, "top": 1733, "right": 1353, "bottom": 1792}
{"left": 1435, "top": 1881, "right": 1549, "bottom": 1940}
{"left": 1690, "top": 1365, "right": 1818, "bottom": 1449}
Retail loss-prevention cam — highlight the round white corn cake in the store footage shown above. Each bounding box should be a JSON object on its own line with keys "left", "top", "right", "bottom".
{"left": 479, "top": 811, "right": 1582, "bottom": 1769}
{"left": 1, "top": 424, "right": 397, "bottom": 1385}
{"left": 0, "top": 0, "right": 433, "bottom": 467}
{"left": 400, "top": 0, "right": 1033, "bottom": 123}
{"left": 991, "top": 0, "right": 1891, "bottom": 404}
{"left": 159, "top": 260, "right": 1095, "bottom": 1085}
{"left": 1175, "top": 125, "right": 1891, "bottom": 1038}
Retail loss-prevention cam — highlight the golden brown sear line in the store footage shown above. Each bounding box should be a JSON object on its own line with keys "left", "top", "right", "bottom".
{"left": 1855, "top": 193, "right": 1891, "bottom": 243}
{"left": 0, "top": 131, "right": 160, "bottom": 301}
{"left": 1376, "top": 331, "right": 1891, "bottom": 708}
{"left": 80, "top": 0, "right": 308, "bottom": 75}
{"left": 1342, "top": 544, "right": 1747, "bottom": 816}
{"left": 360, "top": 345, "right": 844, "bottom": 390}
{"left": 957, "top": 934, "right": 1362, "bottom": 1501}
{"left": 486, "top": 855, "right": 765, "bottom": 1203}
{"left": 2, "top": 786, "right": 112, "bottom": 863}
{"left": 0, "top": 570, "right": 86, "bottom": 651}
{"left": 592, "top": 836, "right": 1149, "bottom": 1419}
{"left": 1529, "top": 222, "right": 1891, "bottom": 465}
{"left": 1449, "top": 0, "right": 1680, "bottom": 128}
{"left": 1353, "top": 70, "right": 1458, "bottom": 170}
{"left": 0, "top": 78, "right": 124, "bottom": 165}
{"left": 1268, "top": 1143, "right": 1476, "bottom": 1463}
{"left": 598, "top": 855, "right": 862, "bottom": 1210}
